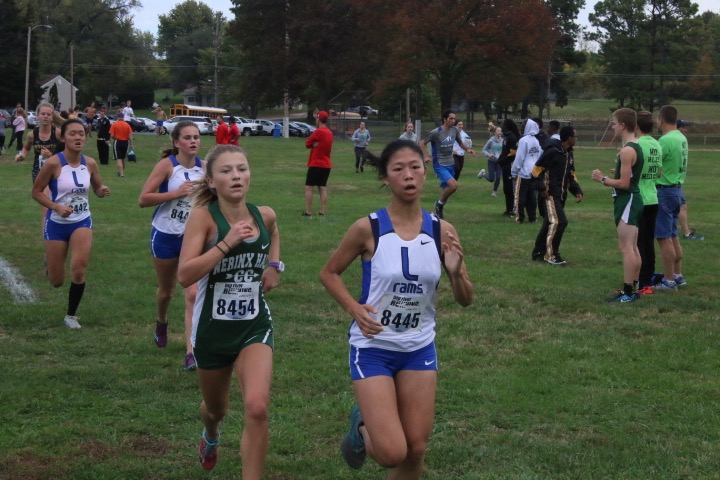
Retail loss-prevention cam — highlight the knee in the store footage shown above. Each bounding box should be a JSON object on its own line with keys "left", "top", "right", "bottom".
{"left": 373, "top": 445, "right": 408, "bottom": 469}
{"left": 244, "top": 396, "right": 269, "bottom": 425}
{"left": 156, "top": 287, "right": 174, "bottom": 302}
{"left": 49, "top": 278, "right": 64, "bottom": 288}
{"left": 202, "top": 401, "right": 228, "bottom": 423}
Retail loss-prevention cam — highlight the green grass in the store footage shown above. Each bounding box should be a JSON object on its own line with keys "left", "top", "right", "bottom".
{"left": 1, "top": 134, "right": 719, "bottom": 479}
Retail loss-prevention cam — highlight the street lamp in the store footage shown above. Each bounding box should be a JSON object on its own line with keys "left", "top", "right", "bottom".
{"left": 25, "top": 24, "right": 52, "bottom": 110}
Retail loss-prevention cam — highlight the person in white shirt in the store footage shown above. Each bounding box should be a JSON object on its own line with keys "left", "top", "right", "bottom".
{"left": 122, "top": 100, "right": 134, "bottom": 121}
{"left": 511, "top": 119, "right": 542, "bottom": 223}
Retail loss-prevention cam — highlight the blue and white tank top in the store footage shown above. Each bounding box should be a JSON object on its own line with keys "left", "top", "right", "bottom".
{"left": 349, "top": 208, "right": 443, "bottom": 352}
{"left": 48, "top": 152, "right": 92, "bottom": 224}
{"left": 151, "top": 155, "right": 204, "bottom": 235}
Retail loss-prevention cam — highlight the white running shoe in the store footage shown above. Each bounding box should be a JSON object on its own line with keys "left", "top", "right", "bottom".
{"left": 491, "top": 191, "right": 497, "bottom": 197}
{"left": 477, "top": 169, "right": 486, "bottom": 179}
{"left": 64, "top": 315, "right": 82, "bottom": 329}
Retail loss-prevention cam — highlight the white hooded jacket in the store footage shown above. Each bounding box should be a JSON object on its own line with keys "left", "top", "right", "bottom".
{"left": 511, "top": 119, "right": 542, "bottom": 179}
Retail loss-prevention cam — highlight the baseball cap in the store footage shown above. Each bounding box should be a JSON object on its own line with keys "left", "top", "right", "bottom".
{"left": 318, "top": 111, "right": 329, "bottom": 121}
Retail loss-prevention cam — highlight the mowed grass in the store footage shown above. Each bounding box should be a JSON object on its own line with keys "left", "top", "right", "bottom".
{"left": 0, "top": 133, "right": 718, "bottom": 479}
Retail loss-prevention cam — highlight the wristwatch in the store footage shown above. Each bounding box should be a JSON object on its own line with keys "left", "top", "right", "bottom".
{"left": 268, "top": 261, "right": 285, "bottom": 273}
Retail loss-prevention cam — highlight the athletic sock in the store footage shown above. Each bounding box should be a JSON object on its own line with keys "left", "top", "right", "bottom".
{"left": 437, "top": 200, "right": 444, "bottom": 205}
{"left": 623, "top": 283, "right": 633, "bottom": 296}
{"left": 67, "top": 282, "right": 86, "bottom": 316}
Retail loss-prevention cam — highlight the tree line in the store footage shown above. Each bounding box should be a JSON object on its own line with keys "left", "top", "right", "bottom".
{"left": 3, "top": 0, "right": 719, "bottom": 119}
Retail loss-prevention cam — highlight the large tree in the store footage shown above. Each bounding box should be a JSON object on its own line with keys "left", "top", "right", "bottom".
{"left": 157, "top": 0, "right": 217, "bottom": 94}
{"left": 1, "top": 0, "right": 33, "bottom": 106}
{"left": 227, "top": 0, "right": 374, "bottom": 117}
{"left": 589, "top": 0, "right": 700, "bottom": 111}
{"left": 352, "top": 0, "right": 559, "bottom": 117}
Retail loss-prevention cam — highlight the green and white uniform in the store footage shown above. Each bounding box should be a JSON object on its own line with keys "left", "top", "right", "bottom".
{"left": 192, "top": 202, "right": 274, "bottom": 369}
{"left": 612, "top": 142, "right": 644, "bottom": 226}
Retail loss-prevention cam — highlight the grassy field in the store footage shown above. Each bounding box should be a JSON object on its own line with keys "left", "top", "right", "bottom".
{"left": 1, "top": 134, "right": 718, "bottom": 479}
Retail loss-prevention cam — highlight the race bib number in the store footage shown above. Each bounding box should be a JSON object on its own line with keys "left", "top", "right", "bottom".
{"left": 170, "top": 199, "right": 191, "bottom": 224}
{"left": 375, "top": 293, "right": 427, "bottom": 333}
{"left": 212, "top": 282, "right": 259, "bottom": 321}
{"left": 68, "top": 195, "right": 88, "bottom": 215}
{"left": 39, "top": 155, "right": 49, "bottom": 169}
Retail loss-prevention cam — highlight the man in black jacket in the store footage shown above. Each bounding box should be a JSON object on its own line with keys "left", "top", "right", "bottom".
{"left": 530, "top": 126, "right": 583, "bottom": 265}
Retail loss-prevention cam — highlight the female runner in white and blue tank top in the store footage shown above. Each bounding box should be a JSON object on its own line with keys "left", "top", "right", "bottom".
{"left": 320, "top": 139, "right": 473, "bottom": 478}
{"left": 31, "top": 118, "right": 111, "bottom": 329}
{"left": 139, "top": 121, "right": 204, "bottom": 370}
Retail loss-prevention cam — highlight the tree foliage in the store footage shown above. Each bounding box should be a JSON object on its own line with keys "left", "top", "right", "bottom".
{"left": 158, "top": 0, "right": 217, "bottom": 94}
{"left": 589, "top": 0, "right": 700, "bottom": 111}
{"left": 351, "top": 0, "right": 559, "bottom": 118}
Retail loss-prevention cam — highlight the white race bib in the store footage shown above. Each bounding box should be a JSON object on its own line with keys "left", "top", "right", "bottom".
{"left": 374, "top": 293, "right": 428, "bottom": 333}
{"left": 212, "top": 282, "right": 260, "bottom": 321}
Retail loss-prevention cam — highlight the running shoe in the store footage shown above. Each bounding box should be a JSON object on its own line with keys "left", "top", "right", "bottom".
{"left": 653, "top": 278, "right": 678, "bottom": 291}
{"left": 477, "top": 169, "right": 486, "bottom": 179}
{"left": 683, "top": 234, "right": 704, "bottom": 240}
{"left": 301, "top": 212, "right": 312, "bottom": 217}
{"left": 63, "top": 315, "right": 82, "bottom": 329}
{"left": 199, "top": 431, "right": 219, "bottom": 471}
{"left": 154, "top": 321, "right": 168, "bottom": 348}
{"left": 340, "top": 405, "right": 366, "bottom": 469}
{"left": 637, "top": 286, "right": 654, "bottom": 296}
{"left": 609, "top": 292, "right": 636, "bottom": 303}
{"left": 674, "top": 275, "right": 688, "bottom": 287}
{"left": 547, "top": 256, "right": 566, "bottom": 265}
{"left": 491, "top": 191, "right": 497, "bottom": 197}
{"left": 434, "top": 201, "right": 444, "bottom": 219}
{"left": 184, "top": 352, "right": 197, "bottom": 371}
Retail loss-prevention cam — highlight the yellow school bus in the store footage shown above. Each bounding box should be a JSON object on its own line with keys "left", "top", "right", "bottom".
{"left": 169, "top": 104, "right": 227, "bottom": 118}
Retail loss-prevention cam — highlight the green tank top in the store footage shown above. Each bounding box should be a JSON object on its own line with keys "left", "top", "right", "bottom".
{"left": 195, "top": 202, "right": 272, "bottom": 348}
{"left": 613, "top": 141, "right": 643, "bottom": 195}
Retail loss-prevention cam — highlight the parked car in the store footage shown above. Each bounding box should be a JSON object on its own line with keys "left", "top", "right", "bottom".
{"left": 252, "top": 119, "right": 276, "bottom": 136}
{"left": 136, "top": 117, "right": 156, "bottom": 131}
{"left": 127, "top": 117, "right": 149, "bottom": 132}
{"left": 289, "top": 121, "right": 312, "bottom": 137}
{"left": 162, "top": 115, "right": 213, "bottom": 135}
{"left": 275, "top": 121, "right": 306, "bottom": 137}
{"left": 292, "top": 121, "right": 316, "bottom": 134}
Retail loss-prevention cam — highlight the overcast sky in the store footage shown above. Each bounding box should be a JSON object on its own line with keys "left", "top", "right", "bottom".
{"left": 133, "top": 0, "right": 720, "bottom": 37}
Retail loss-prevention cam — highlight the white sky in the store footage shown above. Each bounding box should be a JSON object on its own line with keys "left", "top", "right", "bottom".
{"left": 133, "top": 0, "right": 720, "bottom": 37}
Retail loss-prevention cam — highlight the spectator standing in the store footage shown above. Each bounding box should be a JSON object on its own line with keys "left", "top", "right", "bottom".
{"left": 511, "top": 119, "right": 542, "bottom": 223}
{"left": 303, "top": 110, "right": 334, "bottom": 217}
{"left": 591, "top": 108, "right": 644, "bottom": 302}
{"left": 228, "top": 116, "right": 240, "bottom": 146}
{"left": 653, "top": 105, "right": 687, "bottom": 290}
{"left": 351, "top": 121, "right": 371, "bottom": 173}
{"left": 0, "top": 112, "right": 6, "bottom": 155}
{"left": 122, "top": 100, "right": 134, "bottom": 121}
{"left": 530, "top": 126, "right": 583, "bottom": 264}
{"left": 398, "top": 122, "right": 417, "bottom": 143}
{"left": 83, "top": 102, "right": 97, "bottom": 138}
{"left": 452, "top": 120, "right": 471, "bottom": 180}
{"left": 10, "top": 107, "right": 27, "bottom": 154}
{"left": 109, "top": 115, "right": 133, "bottom": 177}
{"left": 8, "top": 102, "right": 21, "bottom": 149}
{"left": 635, "top": 111, "right": 662, "bottom": 294}
{"left": 497, "top": 119, "right": 520, "bottom": 216}
{"left": 95, "top": 110, "right": 112, "bottom": 165}
{"left": 215, "top": 116, "right": 229, "bottom": 145}
{"left": 420, "top": 110, "right": 475, "bottom": 219}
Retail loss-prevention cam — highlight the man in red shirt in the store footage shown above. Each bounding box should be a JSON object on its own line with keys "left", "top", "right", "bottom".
{"left": 303, "top": 111, "right": 334, "bottom": 217}
{"left": 215, "top": 116, "right": 229, "bottom": 145}
{"left": 109, "top": 116, "right": 133, "bottom": 177}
